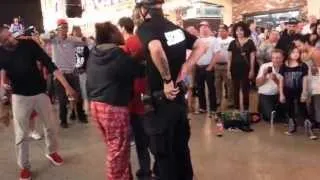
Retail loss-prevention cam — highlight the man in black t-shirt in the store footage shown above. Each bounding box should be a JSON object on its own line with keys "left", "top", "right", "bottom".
{"left": 0, "top": 26, "right": 77, "bottom": 180}
{"left": 276, "top": 18, "right": 300, "bottom": 56}
{"left": 135, "top": 0, "right": 207, "bottom": 179}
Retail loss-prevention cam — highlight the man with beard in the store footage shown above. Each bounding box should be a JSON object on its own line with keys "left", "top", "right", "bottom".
{"left": 0, "top": 25, "right": 77, "bottom": 180}
{"left": 276, "top": 18, "right": 301, "bottom": 56}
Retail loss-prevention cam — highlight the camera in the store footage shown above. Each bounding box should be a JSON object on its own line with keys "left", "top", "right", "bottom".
{"left": 267, "top": 67, "right": 273, "bottom": 74}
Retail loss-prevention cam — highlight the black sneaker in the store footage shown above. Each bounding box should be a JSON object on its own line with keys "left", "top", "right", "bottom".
{"left": 79, "top": 115, "right": 88, "bottom": 124}
{"left": 285, "top": 118, "right": 296, "bottom": 135}
{"left": 208, "top": 111, "right": 216, "bottom": 118}
{"left": 136, "top": 169, "right": 152, "bottom": 178}
{"left": 69, "top": 112, "right": 76, "bottom": 121}
{"left": 152, "top": 175, "right": 160, "bottom": 180}
{"left": 60, "top": 122, "right": 69, "bottom": 129}
{"left": 313, "top": 122, "right": 320, "bottom": 130}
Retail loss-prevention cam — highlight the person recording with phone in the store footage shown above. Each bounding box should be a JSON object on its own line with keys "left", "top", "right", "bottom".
{"left": 134, "top": 0, "right": 207, "bottom": 179}
{"left": 256, "top": 49, "right": 284, "bottom": 122}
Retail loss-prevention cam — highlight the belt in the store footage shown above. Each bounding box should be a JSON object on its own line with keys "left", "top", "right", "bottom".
{"left": 216, "top": 62, "right": 227, "bottom": 65}
{"left": 196, "top": 65, "right": 209, "bottom": 68}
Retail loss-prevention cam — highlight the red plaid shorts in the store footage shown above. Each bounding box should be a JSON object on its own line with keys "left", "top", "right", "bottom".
{"left": 90, "top": 101, "right": 132, "bottom": 180}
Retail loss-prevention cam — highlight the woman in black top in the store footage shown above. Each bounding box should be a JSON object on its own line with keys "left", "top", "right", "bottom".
{"left": 279, "top": 45, "right": 317, "bottom": 139}
{"left": 228, "top": 21, "right": 256, "bottom": 110}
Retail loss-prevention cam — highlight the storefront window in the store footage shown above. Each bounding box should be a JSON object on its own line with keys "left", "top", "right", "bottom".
{"left": 245, "top": 10, "right": 300, "bottom": 28}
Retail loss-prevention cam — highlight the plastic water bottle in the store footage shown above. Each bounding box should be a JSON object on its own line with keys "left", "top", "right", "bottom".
{"left": 216, "top": 120, "right": 224, "bottom": 137}
{"left": 270, "top": 111, "right": 276, "bottom": 126}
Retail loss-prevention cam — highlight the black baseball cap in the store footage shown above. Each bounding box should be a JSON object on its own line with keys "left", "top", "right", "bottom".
{"left": 135, "top": 0, "right": 164, "bottom": 8}
{"left": 287, "top": 18, "right": 299, "bottom": 25}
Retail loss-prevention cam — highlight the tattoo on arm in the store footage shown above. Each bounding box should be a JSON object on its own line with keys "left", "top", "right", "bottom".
{"left": 149, "top": 41, "right": 171, "bottom": 80}
{"left": 158, "top": 56, "right": 171, "bottom": 80}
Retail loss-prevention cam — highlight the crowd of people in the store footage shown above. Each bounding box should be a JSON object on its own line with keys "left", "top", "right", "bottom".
{"left": 184, "top": 17, "right": 320, "bottom": 139}
{"left": 1, "top": 0, "right": 320, "bottom": 180}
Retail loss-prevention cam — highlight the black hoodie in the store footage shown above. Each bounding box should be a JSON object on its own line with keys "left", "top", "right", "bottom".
{"left": 87, "top": 44, "right": 143, "bottom": 106}
{"left": 276, "top": 30, "right": 300, "bottom": 56}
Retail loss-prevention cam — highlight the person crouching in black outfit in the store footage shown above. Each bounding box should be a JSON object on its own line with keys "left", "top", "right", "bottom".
{"left": 134, "top": 0, "right": 207, "bottom": 179}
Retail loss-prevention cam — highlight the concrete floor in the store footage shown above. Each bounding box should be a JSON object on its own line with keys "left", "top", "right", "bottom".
{"left": 0, "top": 114, "right": 320, "bottom": 180}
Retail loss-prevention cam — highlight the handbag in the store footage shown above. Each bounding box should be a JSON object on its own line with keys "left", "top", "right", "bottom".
{"left": 216, "top": 111, "right": 254, "bottom": 132}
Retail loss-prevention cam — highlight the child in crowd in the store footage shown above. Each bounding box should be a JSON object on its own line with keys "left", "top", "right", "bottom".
{"left": 279, "top": 44, "right": 317, "bottom": 140}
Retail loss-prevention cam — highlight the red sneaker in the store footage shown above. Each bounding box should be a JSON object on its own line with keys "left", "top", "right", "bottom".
{"left": 46, "top": 152, "right": 64, "bottom": 166}
{"left": 20, "top": 169, "right": 31, "bottom": 180}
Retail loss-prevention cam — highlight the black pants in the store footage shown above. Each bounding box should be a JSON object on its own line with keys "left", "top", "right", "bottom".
{"left": 311, "top": 95, "right": 320, "bottom": 123}
{"left": 147, "top": 100, "right": 193, "bottom": 180}
{"left": 232, "top": 76, "right": 250, "bottom": 110}
{"left": 283, "top": 95, "right": 310, "bottom": 127}
{"left": 258, "top": 94, "right": 278, "bottom": 121}
{"left": 195, "top": 65, "right": 216, "bottom": 111}
{"left": 55, "top": 73, "right": 86, "bottom": 124}
{"left": 131, "top": 113, "right": 151, "bottom": 175}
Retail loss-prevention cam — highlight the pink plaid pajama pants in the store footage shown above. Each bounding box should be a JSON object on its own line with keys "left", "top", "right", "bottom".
{"left": 90, "top": 101, "right": 133, "bottom": 180}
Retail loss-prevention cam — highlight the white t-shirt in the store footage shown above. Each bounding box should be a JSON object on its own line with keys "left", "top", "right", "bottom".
{"left": 308, "top": 67, "right": 320, "bottom": 95}
{"left": 197, "top": 36, "right": 219, "bottom": 66}
{"left": 257, "top": 62, "right": 282, "bottom": 95}
{"left": 302, "top": 24, "right": 312, "bottom": 35}
{"left": 216, "top": 36, "right": 234, "bottom": 63}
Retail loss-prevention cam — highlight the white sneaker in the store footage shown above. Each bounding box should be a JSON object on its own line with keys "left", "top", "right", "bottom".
{"left": 29, "top": 131, "right": 42, "bottom": 140}
{"left": 130, "top": 141, "right": 135, "bottom": 146}
{"left": 309, "top": 135, "right": 318, "bottom": 140}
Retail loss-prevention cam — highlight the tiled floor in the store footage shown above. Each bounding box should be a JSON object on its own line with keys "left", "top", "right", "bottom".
{"left": 0, "top": 114, "right": 320, "bottom": 180}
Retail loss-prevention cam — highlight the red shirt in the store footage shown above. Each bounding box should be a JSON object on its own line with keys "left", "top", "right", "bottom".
{"left": 123, "top": 35, "right": 146, "bottom": 115}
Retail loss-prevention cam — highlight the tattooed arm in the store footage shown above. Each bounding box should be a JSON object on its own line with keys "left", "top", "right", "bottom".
{"left": 148, "top": 40, "right": 179, "bottom": 100}
{"left": 148, "top": 40, "right": 171, "bottom": 81}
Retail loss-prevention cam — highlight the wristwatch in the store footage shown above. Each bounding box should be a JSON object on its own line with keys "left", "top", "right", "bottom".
{"left": 163, "top": 78, "right": 172, "bottom": 84}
